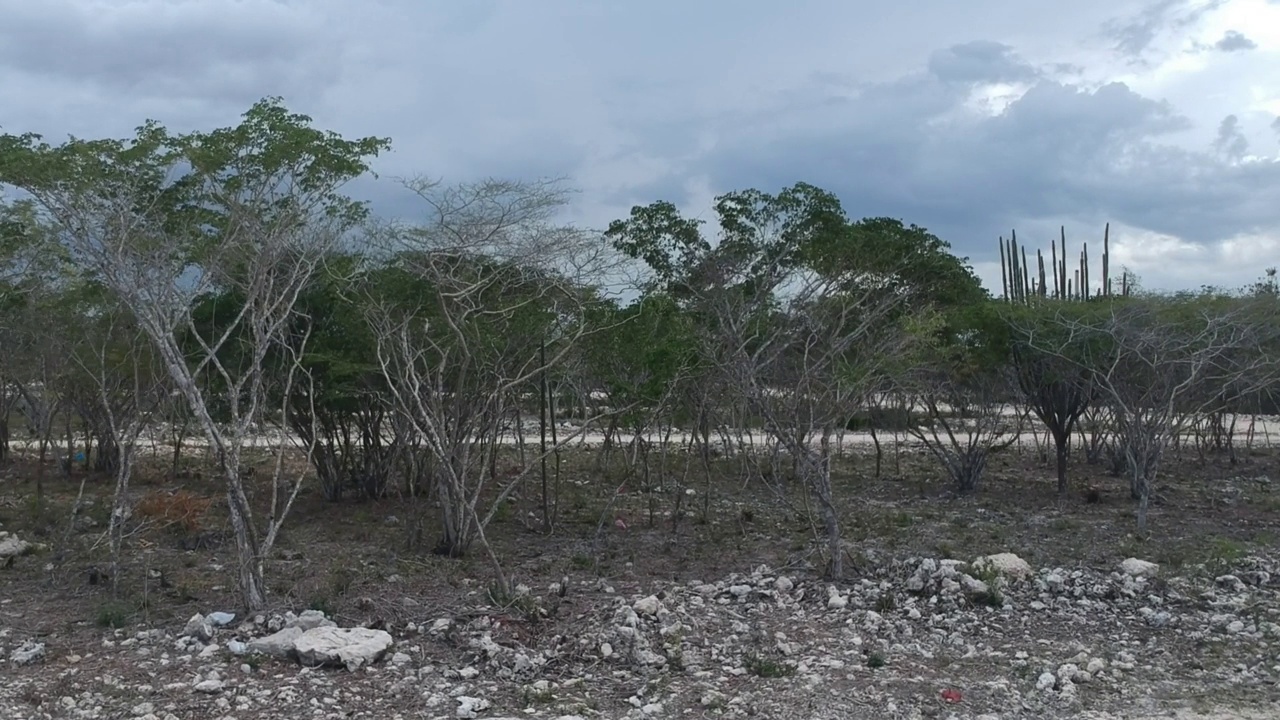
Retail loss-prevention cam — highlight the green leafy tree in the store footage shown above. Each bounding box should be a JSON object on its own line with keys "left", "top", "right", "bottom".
{"left": 808, "top": 217, "right": 987, "bottom": 308}
{"left": 606, "top": 183, "right": 928, "bottom": 579}
{"left": 0, "top": 199, "right": 70, "bottom": 468}
{"left": 285, "top": 255, "right": 399, "bottom": 500}
{"left": 1002, "top": 301, "right": 1100, "bottom": 496}
{"left": 0, "top": 98, "right": 389, "bottom": 610}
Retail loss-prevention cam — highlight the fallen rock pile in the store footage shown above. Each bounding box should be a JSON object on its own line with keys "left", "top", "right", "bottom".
{"left": 179, "top": 609, "right": 394, "bottom": 671}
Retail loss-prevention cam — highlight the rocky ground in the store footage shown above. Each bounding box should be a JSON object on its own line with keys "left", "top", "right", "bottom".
{"left": 4, "top": 545, "right": 1280, "bottom": 719}
{"left": 5, "top": 442, "right": 1280, "bottom": 719}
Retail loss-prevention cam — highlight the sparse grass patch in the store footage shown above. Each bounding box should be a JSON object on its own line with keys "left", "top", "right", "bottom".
{"left": 1206, "top": 537, "right": 1247, "bottom": 567}
{"left": 1050, "top": 516, "right": 1081, "bottom": 532}
{"left": 664, "top": 632, "right": 686, "bottom": 671}
{"left": 1152, "top": 535, "right": 1253, "bottom": 572}
{"left": 1250, "top": 495, "right": 1280, "bottom": 513}
{"left": 17, "top": 495, "right": 68, "bottom": 536}
{"left": 743, "top": 652, "right": 796, "bottom": 678}
{"left": 95, "top": 600, "right": 134, "bottom": 629}
{"left": 971, "top": 586, "right": 1005, "bottom": 608}
{"left": 306, "top": 595, "right": 335, "bottom": 616}
{"left": 491, "top": 497, "right": 516, "bottom": 523}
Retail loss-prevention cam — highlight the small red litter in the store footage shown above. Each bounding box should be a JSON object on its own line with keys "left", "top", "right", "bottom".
{"left": 941, "top": 689, "right": 963, "bottom": 703}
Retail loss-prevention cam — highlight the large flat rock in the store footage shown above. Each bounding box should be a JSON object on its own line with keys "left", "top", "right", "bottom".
{"left": 293, "top": 626, "right": 393, "bottom": 671}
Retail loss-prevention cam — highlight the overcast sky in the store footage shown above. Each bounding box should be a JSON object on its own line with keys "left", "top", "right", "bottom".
{"left": 2, "top": 0, "right": 1278, "bottom": 295}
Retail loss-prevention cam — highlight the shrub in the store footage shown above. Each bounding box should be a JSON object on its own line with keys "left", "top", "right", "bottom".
{"left": 96, "top": 600, "right": 133, "bottom": 628}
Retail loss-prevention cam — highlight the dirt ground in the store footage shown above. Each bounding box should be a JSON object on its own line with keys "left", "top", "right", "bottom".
{"left": 2, "top": 436, "right": 1279, "bottom": 719}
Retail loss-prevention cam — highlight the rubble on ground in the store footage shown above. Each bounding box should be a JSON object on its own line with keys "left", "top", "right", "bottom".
{"left": 2, "top": 552, "right": 1278, "bottom": 719}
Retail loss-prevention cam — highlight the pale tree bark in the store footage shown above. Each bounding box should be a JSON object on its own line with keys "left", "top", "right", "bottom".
{"left": 602, "top": 186, "right": 923, "bottom": 581}
{"left": 699, "top": 262, "right": 910, "bottom": 580}
{"left": 0, "top": 103, "right": 388, "bottom": 610}
{"left": 368, "top": 178, "right": 625, "bottom": 595}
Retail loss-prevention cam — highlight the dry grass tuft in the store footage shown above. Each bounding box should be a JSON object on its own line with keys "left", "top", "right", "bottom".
{"left": 135, "top": 490, "right": 213, "bottom": 534}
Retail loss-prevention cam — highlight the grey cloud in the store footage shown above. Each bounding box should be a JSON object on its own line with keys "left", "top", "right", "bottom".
{"left": 926, "top": 41, "right": 1039, "bottom": 84}
{"left": 1104, "top": 0, "right": 1181, "bottom": 56}
{"left": 1104, "top": 0, "right": 1229, "bottom": 58}
{"left": 1049, "top": 62, "right": 1088, "bottom": 77}
{"left": 984, "top": 81, "right": 1188, "bottom": 141}
{"left": 0, "top": 0, "right": 1274, "bottom": 294}
{"left": 1214, "top": 115, "right": 1249, "bottom": 160}
{"left": 0, "top": 0, "right": 338, "bottom": 107}
{"left": 1214, "top": 30, "right": 1258, "bottom": 51}
{"left": 687, "top": 66, "right": 1272, "bottom": 262}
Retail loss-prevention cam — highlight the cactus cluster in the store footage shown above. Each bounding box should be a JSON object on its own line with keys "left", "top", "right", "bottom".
{"left": 999, "top": 224, "right": 1128, "bottom": 303}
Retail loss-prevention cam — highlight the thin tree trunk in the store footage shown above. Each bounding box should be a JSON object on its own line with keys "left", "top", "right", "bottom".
{"left": 539, "top": 341, "right": 549, "bottom": 531}
{"left": 1135, "top": 468, "right": 1150, "bottom": 534}
{"left": 870, "top": 425, "right": 882, "bottom": 478}
{"left": 224, "top": 465, "right": 267, "bottom": 611}
{"left": 514, "top": 404, "right": 526, "bottom": 468}
{"left": 36, "top": 435, "right": 48, "bottom": 511}
{"left": 1054, "top": 428, "right": 1069, "bottom": 496}
{"left": 812, "top": 432, "right": 842, "bottom": 580}
{"left": 549, "top": 384, "right": 561, "bottom": 528}
{"left": 63, "top": 411, "right": 74, "bottom": 479}
{"left": 108, "top": 445, "right": 135, "bottom": 598}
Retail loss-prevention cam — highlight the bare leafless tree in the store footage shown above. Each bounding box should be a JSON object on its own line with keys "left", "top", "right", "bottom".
{"left": 902, "top": 366, "right": 1025, "bottom": 494}
{"left": 1020, "top": 296, "right": 1279, "bottom": 531}
{"left": 697, "top": 259, "right": 910, "bottom": 580}
{"left": 70, "top": 311, "right": 165, "bottom": 595}
{"left": 368, "top": 177, "right": 622, "bottom": 594}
